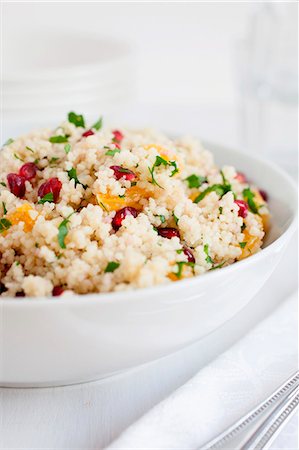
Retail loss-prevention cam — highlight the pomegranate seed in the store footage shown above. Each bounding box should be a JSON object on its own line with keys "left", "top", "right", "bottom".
{"left": 112, "top": 207, "right": 138, "bottom": 230}
{"left": 259, "top": 189, "right": 268, "bottom": 202}
{"left": 110, "top": 166, "right": 136, "bottom": 182}
{"left": 38, "top": 177, "right": 62, "bottom": 203}
{"left": 114, "top": 142, "right": 121, "bottom": 149}
{"left": 19, "top": 162, "right": 37, "bottom": 180}
{"left": 52, "top": 286, "right": 64, "bottom": 296}
{"left": 7, "top": 173, "right": 26, "bottom": 198}
{"left": 158, "top": 227, "right": 180, "bottom": 239}
{"left": 235, "top": 172, "right": 247, "bottom": 183}
{"left": 112, "top": 130, "right": 123, "bottom": 143}
{"left": 82, "top": 129, "right": 94, "bottom": 138}
{"left": 234, "top": 199, "right": 248, "bottom": 218}
{"left": 183, "top": 246, "right": 195, "bottom": 263}
{"left": 15, "top": 291, "right": 25, "bottom": 297}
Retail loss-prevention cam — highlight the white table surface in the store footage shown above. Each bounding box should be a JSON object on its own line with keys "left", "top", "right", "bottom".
{"left": 0, "top": 231, "right": 297, "bottom": 449}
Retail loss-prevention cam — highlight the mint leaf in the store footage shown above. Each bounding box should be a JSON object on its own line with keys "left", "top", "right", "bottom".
{"left": 38, "top": 192, "right": 54, "bottom": 204}
{"left": 49, "top": 135, "right": 69, "bottom": 144}
{"left": 68, "top": 111, "right": 85, "bottom": 128}
{"left": 104, "top": 261, "right": 120, "bottom": 273}
{"left": 185, "top": 174, "right": 207, "bottom": 189}
{"left": 0, "top": 218, "right": 12, "bottom": 233}
{"left": 92, "top": 117, "right": 103, "bottom": 131}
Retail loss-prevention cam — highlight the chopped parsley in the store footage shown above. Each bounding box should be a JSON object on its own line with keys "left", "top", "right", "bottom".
{"left": 67, "top": 168, "right": 87, "bottom": 189}
{"left": 68, "top": 111, "right": 85, "bottom": 128}
{"left": 2, "top": 202, "right": 7, "bottom": 215}
{"left": 241, "top": 223, "right": 246, "bottom": 232}
{"left": 105, "top": 148, "right": 121, "bottom": 156}
{"left": 148, "top": 156, "right": 178, "bottom": 188}
{"left": 104, "top": 261, "right": 120, "bottom": 273}
{"left": 239, "top": 242, "right": 247, "bottom": 249}
{"left": 193, "top": 183, "right": 231, "bottom": 204}
{"left": 3, "top": 138, "right": 14, "bottom": 146}
{"left": 243, "top": 188, "right": 259, "bottom": 214}
{"left": 64, "top": 143, "right": 71, "bottom": 154}
{"left": 204, "top": 244, "right": 213, "bottom": 264}
{"left": 131, "top": 181, "right": 137, "bottom": 187}
{"left": 0, "top": 218, "right": 12, "bottom": 233}
{"left": 159, "top": 215, "right": 166, "bottom": 223}
{"left": 174, "top": 261, "right": 195, "bottom": 279}
{"left": 185, "top": 174, "right": 207, "bottom": 189}
{"left": 210, "top": 261, "right": 226, "bottom": 270}
{"left": 172, "top": 211, "right": 179, "bottom": 225}
{"left": 49, "top": 135, "right": 69, "bottom": 144}
{"left": 14, "top": 153, "right": 24, "bottom": 162}
{"left": 92, "top": 117, "right": 103, "bottom": 131}
{"left": 49, "top": 157, "right": 59, "bottom": 165}
{"left": 0, "top": 182, "right": 6, "bottom": 187}
{"left": 38, "top": 192, "right": 54, "bottom": 204}
{"left": 58, "top": 213, "right": 74, "bottom": 249}
{"left": 26, "top": 146, "right": 34, "bottom": 153}
{"left": 219, "top": 206, "right": 223, "bottom": 215}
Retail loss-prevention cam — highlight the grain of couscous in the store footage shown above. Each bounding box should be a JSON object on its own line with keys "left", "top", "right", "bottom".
{"left": 0, "top": 112, "right": 269, "bottom": 297}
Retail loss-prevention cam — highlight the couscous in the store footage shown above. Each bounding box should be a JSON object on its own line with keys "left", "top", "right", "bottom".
{"left": 0, "top": 113, "right": 269, "bottom": 297}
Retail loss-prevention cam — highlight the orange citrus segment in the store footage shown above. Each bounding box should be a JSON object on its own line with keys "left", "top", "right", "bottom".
{"left": 96, "top": 186, "right": 152, "bottom": 212}
{"left": 238, "top": 228, "right": 263, "bottom": 260}
{"left": 7, "top": 204, "right": 36, "bottom": 232}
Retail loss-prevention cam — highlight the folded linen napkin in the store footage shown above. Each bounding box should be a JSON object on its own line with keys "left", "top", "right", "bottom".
{"left": 107, "top": 292, "right": 298, "bottom": 449}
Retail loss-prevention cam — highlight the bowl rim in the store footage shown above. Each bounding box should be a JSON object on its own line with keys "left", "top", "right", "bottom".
{"left": 1, "top": 142, "right": 297, "bottom": 306}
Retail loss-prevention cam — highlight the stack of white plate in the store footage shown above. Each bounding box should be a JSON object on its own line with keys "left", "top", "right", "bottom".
{"left": 2, "top": 32, "right": 136, "bottom": 139}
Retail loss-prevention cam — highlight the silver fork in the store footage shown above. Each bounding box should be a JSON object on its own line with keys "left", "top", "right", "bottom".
{"left": 201, "top": 371, "right": 299, "bottom": 450}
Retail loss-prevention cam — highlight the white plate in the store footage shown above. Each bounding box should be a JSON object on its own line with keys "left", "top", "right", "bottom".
{"left": 0, "top": 142, "right": 297, "bottom": 387}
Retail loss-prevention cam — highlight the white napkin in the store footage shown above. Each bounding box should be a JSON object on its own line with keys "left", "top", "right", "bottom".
{"left": 107, "top": 292, "right": 298, "bottom": 449}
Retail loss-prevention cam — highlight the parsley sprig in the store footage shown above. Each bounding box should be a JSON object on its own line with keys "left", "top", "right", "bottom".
{"left": 68, "top": 111, "right": 85, "bottom": 128}
{"left": 204, "top": 244, "right": 213, "bottom": 264}
{"left": 38, "top": 193, "right": 54, "bottom": 204}
{"left": 243, "top": 188, "right": 259, "bottom": 214}
{"left": 148, "top": 156, "right": 178, "bottom": 188}
{"left": 67, "top": 168, "right": 87, "bottom": 189}
{"left": 185, "top": 174, "right": 207, "bottom": 189}
{"left": 58, "top": 213, "right": 74, "bottom": 249}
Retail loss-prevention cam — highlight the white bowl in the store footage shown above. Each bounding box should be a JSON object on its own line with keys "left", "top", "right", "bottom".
{"left": 0, "top": 142, "right": 297, "bottom": 387}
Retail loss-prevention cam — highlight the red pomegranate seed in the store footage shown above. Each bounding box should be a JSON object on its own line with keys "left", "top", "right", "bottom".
{"left": 38, "top": 177, "right": 62, "bottom": 203}
{"left": 19, "top": 162, "right": 37, "bottom": 180}
{"left": 234, "top": 199, "right": 248, "bottom": 218}
{"left": 259, "top": 189, "right": 268, "bottom": 202}
{"left": 183, "top": 246, "right": 195, "bottom": 263}
{"left": 7, "top": 173, "right": 26, "bottom": 198}
{"left": 52, "top": 286, "right": 64, "bottom": 296}
{"left": 110, "top": 165, "right": 136, "bottom": 181}
{"left": 82, "top": 129, "right": 94, "bottom": 138}
{"left": 112, "top": 130, "right": 124, "bottom": 143}
{"left": 112, "top": 207, "right": 138, "bottom": 230}
{"left": 158, "top": 227, "right": 180, "bottom": 239}
{"left": 15, "top": 291, "right": 25, "bottom": 297}
{"left": 114, "top": 142, "right": 121, "bottom": 149}
{"left": 235, "top": 172, "right": 247, "bottom": 183}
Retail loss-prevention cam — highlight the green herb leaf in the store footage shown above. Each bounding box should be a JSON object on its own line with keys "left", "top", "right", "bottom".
{"left": 193, "top": 183, "right": 231, "bottom": 204}
{"left": 172, "top": 212, "right": 179, "bottom": 225}
{"left": 64, "top": 143, "right": 71, "bottom": 154}
{"left": 49, "top": 157, "right": 59, "bottom": 165}
{"left": 210, "top": 261, "right": 226, "bottom": 270}
{"left": 26, "top": 146, "right": 34, "bottom": 153}
{"left": 185, "top": 174, "right": 207, "bottom": 189}
{"left": 243, "top": 188, "right": 259, "bottom": 214}
{"left": 239, "top": 242, "right": 247, "bottom": 249}
{"left": 0, "top": 218, "right": 12, "bottom": 233}
{"left": 105, "top": 148, "right": 121, "bottom": 156}
{"left": 104, "top": 261, "right": 120, "bottom": 273}
{"left": 58, "top": 213, "right": 74, "bottom": 249}
{"left": 241, "top": 223, "right": 246, "bottom": 232}
{"left": 67, "top": 168, "right": 87, "bottom": 189}
{"left": 49, "top": 135, "right": 69, "bottom": 144}
{"left": 2, "top": 202, "right": 7, "bottom": 215}
{"left": 148, "top": 155, "right": 169, "bottom": 188}
{"left": 159, "top": 215, "right": 166, "bottom": 223}
{"left": 14, "top": 153, "right": 24, "bottom": 162}
{"left": 174, "top": 261, "right": 195, "bottom": 279}
{"left": 169, "top": 160, "right": 179, "bottom": 177}
{"left": 0, "top": 182, "right": 6, "bottom": 187}
{"left": 219, "top": 206, "right": 223, "bottom": 215}
{"left": 3, "top": 138, "right": 14, "bottom": 146}
{"left": 204, "top": 244, "right": 213, "bottom": 264}
{"left": 68, "top": 111, "right": 85, "bottom": 128}
{"left": 91, "top": 117, "right": 103, "bottom": 131}
{"left": 38, "top": 192, "right": 54, "bottom": 204}
{"left": 131, "top": 181, "right": 137, "bottom": 187}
